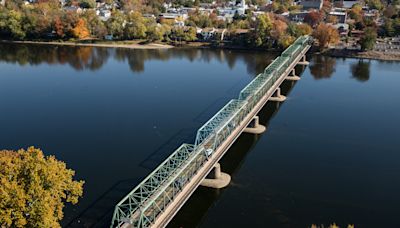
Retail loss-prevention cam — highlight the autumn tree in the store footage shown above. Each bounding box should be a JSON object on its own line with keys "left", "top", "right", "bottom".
{"left": 279, "top": 34, "right": 295, "bottom": 48}
{"left": 312, "top": 23, "right": 339, "bottom": 49}
{"left": 121, "top": 0, "right": 143, "bottom": 12}
{"left": 0, "top": 147, "right": 84, "bottom": 227}
{"left": 348, "top": 4, "right": 363, "bottom": 21}
{"left": 304, "top": 11, "right": 323, "bottom": 28}
{"left": 271, "top": 19, "right": 288, "bottom": 41}
{"left": 72, "top": 18, "right": 90, "bottom": 39}
{"left": 297, "top": 23, "right": 313, "bottom": 35}
{"left": 326, "top": 15, "right": 338, "bottom": 24}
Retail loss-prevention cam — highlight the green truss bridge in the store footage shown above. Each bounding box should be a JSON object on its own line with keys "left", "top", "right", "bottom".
{"left": 111, "top": 35, "right": 313, "bottom": 228}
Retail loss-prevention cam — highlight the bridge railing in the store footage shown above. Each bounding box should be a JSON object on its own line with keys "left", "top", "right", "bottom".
{"left": 111, "top": 35, "right": 312, "bottom": 228}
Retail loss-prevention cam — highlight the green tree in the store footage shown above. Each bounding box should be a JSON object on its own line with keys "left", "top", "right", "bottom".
{"left": 79, "top": 0, "right": 96, "bottom": 9}
{"left": 170, "top": 27, "right": 196, "bottom": 42}
{"left": 124, "top": 11, "right": 147, "bottom": 39}
{"left": 253, "top": 14, "right": 272, "bottom": 47}
{"left": 5, "top": 10, "right": 25, "bottom": 39}
{"left": 82, "top": 9, "right": 107, "bottom": 38}
{"left": 383, "top": 19, "right": 395, "bottom": 37}
{"left": 0, "top": 147, "right": 84, "bottom": 227}
{"left": 359, "top": 27, "right": 377, "bottom": 51}
{"left": 366, "top": 0, "right": 383, "bottom": 11}
{"left": 146, "top": 24, "right": 170, "bottom": 41}
{"left": 106, "top": 10, "right": 126, "bottom": 39}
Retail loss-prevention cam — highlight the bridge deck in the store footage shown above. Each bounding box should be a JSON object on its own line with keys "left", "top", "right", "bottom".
{"left": 111, "top": 36, "right": 313, "bottom": 228}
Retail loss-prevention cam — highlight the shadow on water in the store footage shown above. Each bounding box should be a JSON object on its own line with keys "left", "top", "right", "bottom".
{"left": 64, "top": 177, "right": 142, "bottom": 228}
{"left": 167, "top": 66, "right": 307, "bottom": 228}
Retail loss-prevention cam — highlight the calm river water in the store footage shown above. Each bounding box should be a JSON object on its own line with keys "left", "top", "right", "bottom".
{"left": 0, "top": 44, "right": 399, "bottom": 228}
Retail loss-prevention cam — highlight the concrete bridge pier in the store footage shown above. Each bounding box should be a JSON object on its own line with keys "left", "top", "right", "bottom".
{"left": 269, "top": 88, "right": 286, "bottom": 102}
{"left": 286, "top": 69, "right": 301, "bottom": 81}
{"left": 243, "top": 116, "right": 266, "bottom": 134}
{"left": 298, "top": 55, "right": 309, "bottom": 65}
{"left": 200, "top": 163, "right": 231, "bottom": 189}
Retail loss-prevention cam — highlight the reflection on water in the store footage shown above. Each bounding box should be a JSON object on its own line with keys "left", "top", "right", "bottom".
{"left": 351, "top": 60, "right": 370, "bottom": 82}
{"left": 309, "top": 55, "right": 336, "bottom": 80}
{"left": 0, "top": 43, "right": 275, "bottom": 75}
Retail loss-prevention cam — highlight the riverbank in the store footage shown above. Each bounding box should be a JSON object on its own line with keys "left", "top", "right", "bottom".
{"left": 0, "top": 39, "right": 281, "bottom": 53}
{"left": 0, "top": 40, "right": 174, "bottom": 49}
{"left": 326, "top": 48, "right": 400, "bottom": 61}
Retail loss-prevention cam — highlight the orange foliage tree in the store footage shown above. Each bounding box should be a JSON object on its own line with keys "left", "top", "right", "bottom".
{"left": 312, "top": 23, "right": 340, "bottom": 48}
{"left": 304, "top": 11, "right": 323, "bottom": 27}
{"left": 72, "top": 19, "right": 90, "bottom": 39}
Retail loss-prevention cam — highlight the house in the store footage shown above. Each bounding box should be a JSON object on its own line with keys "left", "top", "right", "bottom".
{"left": 143, "top": 14, "right": 156, "bottom": 19}
{"left": 341, "top": 0, "right": 359, "bottom": 9}
{"left": 200, "top": 28, "right": 217, "bottom": 40}
{"left": 351, "top": 30, "right": 364, "bottom": 38}
{"left": 300, "top": 0, "right": 323, "bottom": 10}
{"left": 160, "top": 13, "right": 188, "bottom": 21}
{"left": 329, "top": 8, "right": 347, "bottom": 23}
{"left": 333, "top": 23, "right": 349, "bottom": 36}
{"left": 64, "top": 6, "right": 83, "bottom": 14}
{"left": 104, "top": 35, "right": 113, "bottom": 40}
{"left": 97, "top": 9, "right": 111, "bottom": 21}
{"left": 289, "top": 11, "right": 309, "bottom": 22}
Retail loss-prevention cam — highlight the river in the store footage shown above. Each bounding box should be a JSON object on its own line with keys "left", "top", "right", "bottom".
{"left": 0, "top": 44, "right": 399, "bottom": 228}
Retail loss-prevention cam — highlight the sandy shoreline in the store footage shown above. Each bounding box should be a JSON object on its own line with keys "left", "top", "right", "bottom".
{"left": 0, "top": 40, "right": 174, "bottom": 49}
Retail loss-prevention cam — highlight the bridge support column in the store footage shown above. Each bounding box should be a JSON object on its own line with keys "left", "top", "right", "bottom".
{"left": 269, "top": 88, "right": 286, "bottom": 102}
{"left": 297, "top": 55, "right": 309, "bottom": 65}
{"left": 201, "top": 163, "right": 231, "bottom": 189}
{"left": 243, "top": 116, "right": 266, "bottom": 134}
{"left": 286, "top": 69, "right": 300, "bottom": 81}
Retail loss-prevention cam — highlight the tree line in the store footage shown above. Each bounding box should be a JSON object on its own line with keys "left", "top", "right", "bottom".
{"left": 0, "top": 0, "right": 337, "bottom": 49}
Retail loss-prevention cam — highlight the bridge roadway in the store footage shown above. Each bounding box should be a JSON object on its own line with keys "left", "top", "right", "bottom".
{"left": 111, "top": 36, "right": 313, "bottom": 228}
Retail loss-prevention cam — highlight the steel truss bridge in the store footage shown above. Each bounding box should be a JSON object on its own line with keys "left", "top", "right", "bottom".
{"left": 111, "top": 35, "right": 313, "bottom": 228}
